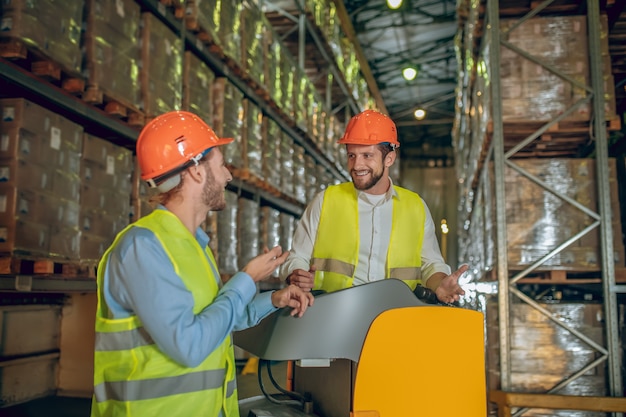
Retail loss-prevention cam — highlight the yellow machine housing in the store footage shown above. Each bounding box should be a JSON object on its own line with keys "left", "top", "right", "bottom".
{"left": 235, "top": 279, "right": 486, "bottom": 417}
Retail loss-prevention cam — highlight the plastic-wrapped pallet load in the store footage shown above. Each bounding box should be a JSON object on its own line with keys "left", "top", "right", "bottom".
{"left": 183, "top": 51, "right": 215, "bottom": 123}
{"left": 279, "top": 134, "right": 295, "bottom": 198}
{"left": 500, "top": 14, "right": 615, "bottom": 122}
{"left": 279, "top": 46, "right": 297, "bottom": 118}
{"left": 0, "top": 0, "right": 83, "bottom": 75}
{"left": 499, "top": 158, "right": 624, "bottom": 270}
{"left": 0, "top": 98, "right": 83, "bottom": 259}
{"left": 241, "top": 0, "right": 268, "bottom": 90}
{"left": 485, "top": 300, "right": 624, "bottom": 402}
{"left": 0, "top": 304, "right": 62, "bottom": 406}
{"left": 217, "top": 190, "right": 239, "bottom": 276}
{"left": 260, "top": 206, "right": 281, "bottom": 281}
{"left": 204, "top": 211, "right": 219, "bottom": 256}
{"left": 294, "top": 70, "right": 309, "bottom": 131}
{"left": 304, "top": 154, "right": 317, "bottom": 202}
{"left": 213, "top": 78, "right": 244, "bottom": 169}
{"left": 130, "top": 156, "right": 158, "bottom": 223}
{"left": 292, "top": 144, "right": 307, "bottom": 204}
{"left": 83, "top": 0, "right": 142, "bottom": 111}
{"left": 243, "top": 100, "right": 263, "bottom": 179}
{"left": 279, "top": 212, "right": 296, "bottom": 259}
{"left": 237, "top": 197, "right": 260, "bottom": 270}
{"left": 140, "top": 12, "right": 183, "bottom": 118}
{"left": 217, "top": 1, "right": 242, "bottom": 65}
{"left": 265, "top": 37, "right": 282, "bottom": 108}
{"left": 262, "top": 116, "right": 282, "bottom": 192}
{"left": 80, "top": 134, "right": 133, "bottom": 262}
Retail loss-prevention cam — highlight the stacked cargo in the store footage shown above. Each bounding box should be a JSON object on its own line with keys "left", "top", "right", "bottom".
{"left": 238, "top": 197, "right": 260, "bottom": 269}
{"left": 500, "top": 15, "right": 615, "bottom": 122}
{"left": 280, "top": 133, "right": 295, "bottom": 198}
{"left": 486, "top": 301, "right": 610, "bottom": 397}
{"left": 79, "top": 134, "right": 133, "bottom": 262}
{"left": 83, "top": 0, "right": 142, "bottom": 113}
{"left": 262, "top": 117, "right": 283, "bottom": 192}
{"left": 182, "top": 51, "right": 215, "bottom": 122}
{"left": 503, "top": 158, "right": 624, "bottom": 270}
{"left": 292, "top": 144, "right": 307, "bottom": 204}
{"left": 0, "top": 1, "right": 372, "bottom": 413}
{"left": 0, "top": 0, "right": 83, "bottom": 75}
{"left": 213, "top": 78, "right": 244, "bottom": 169}
{"left": 242, "top": 100, "right": 264, "bottom": 180}
{"left": 140, "top": 12, "right": 183, "bottom": 118}
{"left": 0, "top": 305, "right": 61, "bottom": 406}
{"left": 217, "top": 190, "right": 239, "bottom": 276}
{"left": 304, "top": 154, "right": 317, "bottom": 202}
{"left": 260, "top": 206, "right": 284, "bottom": 289}
{"left": 204, "top": 211, "right": 219, "bottom": 255}
{"left": 130, "top": 158, "right": 157, "bottom": 223}
{"left": 0, "top": 98, "right": 82, "bottom": 259}
{"left": 455, "top": 3, "right": 626, "bottom": 409}
{"left": 240, "top": 0, "right": 268, "bottom": 91}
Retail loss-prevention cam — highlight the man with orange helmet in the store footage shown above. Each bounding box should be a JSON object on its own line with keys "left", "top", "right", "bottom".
{"left": 280, "top": 109, "right": 467, "bottom": 304}
{"left": 91, "top": 111, "right": 314, "bottom": 417}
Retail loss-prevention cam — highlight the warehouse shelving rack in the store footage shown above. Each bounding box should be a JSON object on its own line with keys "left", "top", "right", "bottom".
{"left": 460, "top": 0, "right": 625, "bottom": 410}
{"left": 0, "top": 0, "right": 382, "bottom": 293}
{"left": 0, "top": 1, "right": 381, "bottom": 414}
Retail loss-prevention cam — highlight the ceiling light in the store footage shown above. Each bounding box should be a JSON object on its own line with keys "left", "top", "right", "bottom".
{"left": 414, "top": 108, "right": 426, "bottom": 120}
{"left": 402, "top": 67, "right": 417, "bottom": 81}
{"left": 387, "top": 0, "right": 403, "bottom": 9}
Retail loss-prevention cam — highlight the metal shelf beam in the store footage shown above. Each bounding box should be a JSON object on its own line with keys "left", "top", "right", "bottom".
{"left": 0, "top": 59, "right": 139, "bottom": 144}
{"left": 0, "top": 275, "right": 96, "bottom": 293}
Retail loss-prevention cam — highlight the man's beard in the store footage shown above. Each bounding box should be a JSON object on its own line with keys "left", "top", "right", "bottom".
{"left": 202, "top": 169, "right": 226, "bottom": 211}
{"left": 351, "top": 168, "right": 383, "bottom": 191}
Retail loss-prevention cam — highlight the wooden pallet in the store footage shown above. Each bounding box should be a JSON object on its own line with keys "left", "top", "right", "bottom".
{"left": 506, "top": 267, "right": 626, "bottom": 284}
{"left": 82, "top": 86, "right": 145, "bottom": 127}
{"left": 0, "top": 254, "right": 97, "bottom": 278}
{"left": 493, "top": 117, "right": 622, "bottom": 135}
{"left": 0, "top": 37, "right": 85, "bottom": 95}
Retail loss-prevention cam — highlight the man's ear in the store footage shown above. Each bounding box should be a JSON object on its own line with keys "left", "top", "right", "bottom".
{"left": 385, "top": 151, "right": 397, "bottom": 168}
{"left": 186, "top": 163, "right": 205, "bottom": 184}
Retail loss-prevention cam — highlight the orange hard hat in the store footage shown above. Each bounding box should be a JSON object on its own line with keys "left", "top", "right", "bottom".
{"left": 136, "top": 111, "right": 233, "bottom": 189}
{"left": 338, "top": 109, "right": 399, "bottom": 148}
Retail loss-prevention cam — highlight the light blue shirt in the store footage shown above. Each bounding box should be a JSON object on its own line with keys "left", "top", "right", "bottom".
{"left": 102, "top": 208, "right": 276, "bottom": 368}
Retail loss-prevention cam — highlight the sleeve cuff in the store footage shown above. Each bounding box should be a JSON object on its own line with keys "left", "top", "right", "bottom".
{"left": 223, "top": 271, "right": 257, "bottom": 304}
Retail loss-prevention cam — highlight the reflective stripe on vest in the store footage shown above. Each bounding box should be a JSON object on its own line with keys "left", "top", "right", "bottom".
{"left": 95, "top": 327, "right": 154, "bottom": 351}
{"left": 92, "top": 209, "right": 238, "bottom": 417}
{"left": 312, "top": 183, "right": 426, "bottom": 292}
{"left": 94, "top": 369, "right": 227, "bottom": 402}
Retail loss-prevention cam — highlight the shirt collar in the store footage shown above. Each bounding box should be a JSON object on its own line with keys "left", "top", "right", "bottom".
{"left": 354, "top": 177, "right": 397, "bottom": 203}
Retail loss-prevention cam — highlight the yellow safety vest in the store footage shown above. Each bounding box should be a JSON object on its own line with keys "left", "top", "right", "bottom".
{"left": 91, "top": 209, "right": 238, "bottom": 417}
{"left": 312, "top": 182, "right": 426, "bottom": 292}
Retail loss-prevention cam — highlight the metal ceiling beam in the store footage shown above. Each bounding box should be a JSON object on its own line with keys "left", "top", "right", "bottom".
{"left": 333, "top": 0, "right": 388, "bottom": 114}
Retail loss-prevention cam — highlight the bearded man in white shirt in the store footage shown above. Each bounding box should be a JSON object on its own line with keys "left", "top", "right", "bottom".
{"left": 279, "top": 109, "right": 467, "bottom": 304}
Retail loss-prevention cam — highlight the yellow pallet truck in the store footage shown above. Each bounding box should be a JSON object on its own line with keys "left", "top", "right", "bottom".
{"left": 235, "top": 279, "right": 486, "bottom": 417}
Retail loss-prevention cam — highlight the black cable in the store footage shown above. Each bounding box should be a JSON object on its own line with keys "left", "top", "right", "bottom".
{"left": 266, "top": 360, "right": 306, "bottom": 403}
{"left": 257, "top": 359, "right": 302, "bottom": 407}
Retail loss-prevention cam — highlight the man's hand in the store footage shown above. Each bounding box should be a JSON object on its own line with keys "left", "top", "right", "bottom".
{"left": 433, "top": 264, "right": 468, "bottom": 304}
{"left": 243, "top": 246, "right": 289, "bottom": 282}
{"left": 271, "top": 284, "right": 315, "bottom": 317}
{"left": 286, "top": 265, "right": 316, "bottom": 292}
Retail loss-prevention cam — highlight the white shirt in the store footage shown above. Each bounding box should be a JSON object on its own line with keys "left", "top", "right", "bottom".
{"left": 279, "top": 180, "right": 451, "bottom": 286}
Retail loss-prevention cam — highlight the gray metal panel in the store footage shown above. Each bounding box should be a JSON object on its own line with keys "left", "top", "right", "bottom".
{"left": 234, "top": 279, "right": 430, "bottom": 362}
